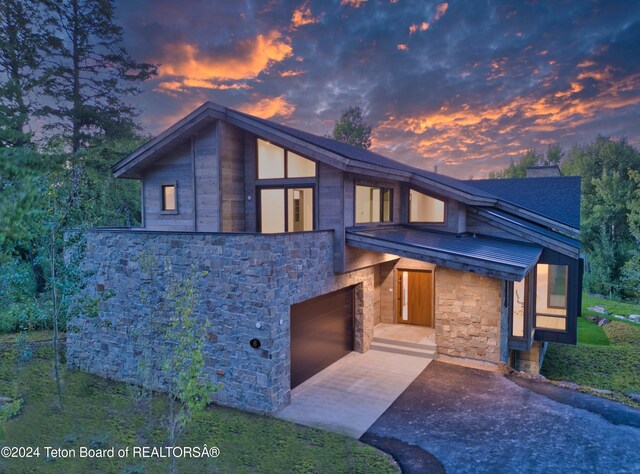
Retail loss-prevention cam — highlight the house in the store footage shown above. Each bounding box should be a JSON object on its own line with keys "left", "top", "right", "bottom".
{"left": 67, "top": 102, "right": 582, "bottom": 414}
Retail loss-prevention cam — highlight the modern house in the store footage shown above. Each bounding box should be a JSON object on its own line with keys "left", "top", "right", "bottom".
{"left": 67, "top": 102, "right": 582, "bottom": 414}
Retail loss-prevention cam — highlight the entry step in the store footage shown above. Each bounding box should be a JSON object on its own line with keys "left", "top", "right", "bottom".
{"left": 371, "top": 338, "right": 436, "bottom": 359}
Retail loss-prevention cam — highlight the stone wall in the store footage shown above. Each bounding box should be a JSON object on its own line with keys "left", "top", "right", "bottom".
{"left": 435, "top": 268, "right": 503, "bottom": 364}
{"left": 514, "top": 341, "right": 548, "bottom": 373}
{"left": 67, "top": 229, "right": 376, "bottom": 414}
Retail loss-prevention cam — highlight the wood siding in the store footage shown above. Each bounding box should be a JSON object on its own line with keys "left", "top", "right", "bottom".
{"left": 219, "top": 122, "right": 245, "bottom": 231}
{"left": 194, "top": 122, "right": 219, "bottom": 231}
{"left": 466, "top": 214, "right": 515, "bottom": 239}
{"left": 243, "top": 131, "right": 257, "bottom": 232}
{"left": 142, "top": 141, "right": 195, "bottom": 231}
{"left": 318, "top": 162, "right": 345, "bottom": 271}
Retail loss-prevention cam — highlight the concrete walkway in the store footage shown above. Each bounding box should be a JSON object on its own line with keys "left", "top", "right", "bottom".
{"left": 276, "top": 333, "right": 435, "bottom": 438}
{"left": 362, "top": 360, "right": 640, "bottom": 474}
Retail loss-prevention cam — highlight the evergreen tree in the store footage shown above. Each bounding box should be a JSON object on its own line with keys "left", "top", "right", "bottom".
{"left": 0, "top": 0, "right": 50, "bottom": 147}
{"left": 41, "top": 0, "right": 157, "bottom": 151}
{"left": 328, "top": 106, "right": 372, "bottom": 149}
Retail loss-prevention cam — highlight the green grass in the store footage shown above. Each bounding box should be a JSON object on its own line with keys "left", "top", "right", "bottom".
{"left": 0, "top": 343, "right": 397, "bottom": 474}
{"left": 542, "top": 320, "right": 640, "bottom": 401}
{"left": 577, "top": 317, "right": 609, "bottom": 346}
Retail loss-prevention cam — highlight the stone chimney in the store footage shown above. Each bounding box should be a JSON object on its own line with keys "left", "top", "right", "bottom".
{"left": 525, "top": 165, "right": 561, "bottom": 177}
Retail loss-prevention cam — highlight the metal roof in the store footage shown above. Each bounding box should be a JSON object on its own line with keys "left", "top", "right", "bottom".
{"left": 346, "top": 225, "right": 542, "bottom": 281}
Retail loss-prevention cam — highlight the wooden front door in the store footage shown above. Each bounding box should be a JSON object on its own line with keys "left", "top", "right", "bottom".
{"left": 397, "top": 270, "right": 433, "bottom": 326}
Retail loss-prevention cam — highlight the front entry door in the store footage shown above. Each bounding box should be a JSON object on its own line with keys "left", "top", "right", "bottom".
{"left": 397, "top": 270, "right": 433, "bottom": 326}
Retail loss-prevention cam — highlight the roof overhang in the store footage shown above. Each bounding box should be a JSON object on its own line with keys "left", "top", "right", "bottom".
{"left": 346, "top": 225, "right": 542, "bottom": 281}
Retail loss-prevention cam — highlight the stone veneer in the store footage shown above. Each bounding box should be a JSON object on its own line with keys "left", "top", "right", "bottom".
{"left": 515, "top": 341, "right": 548, "bottom": 373}
{"left": 435, "top": 268, "right": 504, "bottom": 364}
{"left": 67, "top": 229, "right": 376, "bottom": 414}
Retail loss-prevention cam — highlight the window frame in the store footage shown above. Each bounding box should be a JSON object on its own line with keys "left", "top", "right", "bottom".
{"left": 354, "top": 184, "right": 394, "bottom": 225}
{"left": 256, "top": 138, "right": 317, "bottom": 180}
{"left": 257, "top": 184, "right": 316, "bottom": 233}
{"left": 160, "top": 182, "right": 178, "bottom": 214}
{"left": 408, "top": 188, "right": 446, "bottom": 224}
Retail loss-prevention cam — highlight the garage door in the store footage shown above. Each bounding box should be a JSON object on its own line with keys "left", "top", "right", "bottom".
{"left": 290, "top": 286, "right": 354, "bottom": 388}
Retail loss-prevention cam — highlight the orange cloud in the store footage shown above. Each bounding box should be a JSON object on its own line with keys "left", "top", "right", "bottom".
{"left": 158, "top": 31, "right": 293, "bottom": 89}
{"left": 409, "top": 22, "right": 429, "bottom": 34}
{"left": 291, "top": 2, "right": 319, "bottom": 29}
{"left": 434, "top": 3, "right": 448, "bottom": 20}
{"left": 280, "top": 70, "right": 305, "bottom": 77}
{"left": 397, "top": 43, "right": 409, "bottom": 51}
{"left": 340, "top": 0, "right": 368, "bottom": 7}
{"left": 237, "top": 96, "right": 295, "bottom": 119}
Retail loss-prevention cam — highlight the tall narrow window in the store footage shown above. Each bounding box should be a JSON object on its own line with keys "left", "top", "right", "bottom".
{"left": 409, "top": 189, "right": 445, "bottom": 223}
{"left": 260, "top": 189, "right": 285, "bottom": 233}
{"left": 161, "top": 184, "right": 176, "bottom": 212}
{"left": 535, "top": 264, "right": 568, "bottom": 330}
{"left": 355, "top": 185, "right": 392, "bottom": 224}
{"left": 512, "top": 278, "right": 525, "bottom": 337}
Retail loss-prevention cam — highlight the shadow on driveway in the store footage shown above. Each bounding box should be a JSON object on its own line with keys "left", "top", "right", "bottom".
{"left": 361, "top": 361, "right": 640, "bottom": 474}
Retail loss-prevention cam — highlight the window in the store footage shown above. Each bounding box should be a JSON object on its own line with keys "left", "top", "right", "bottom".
{"left": 257, "top": 139, "right": 316, "bottom": 179}
{"left": 512, "top": 278, "right": 525, "bottom": 337}
{"left": 535, "top": 264, "right": 568, "bottom": 330}
{"left": 355, "top": 185, "right": 392, "bottom": 224}
{"left": 161, "top": 184, "right": 177, "bottom": 212}
{"left": 259, "top": 187, "right": 313, "bottom": 233}
{"left": 409, "top": 189, "right": 445, "bottom": 223}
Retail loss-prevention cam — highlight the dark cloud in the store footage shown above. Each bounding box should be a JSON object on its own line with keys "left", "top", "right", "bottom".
{"left": 116, "top": 0, "right": 640, "bottom": 178}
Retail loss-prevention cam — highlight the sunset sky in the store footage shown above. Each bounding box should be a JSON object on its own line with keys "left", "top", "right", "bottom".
{"left": 116, "top": 0, "right": 640, "bottom": 178}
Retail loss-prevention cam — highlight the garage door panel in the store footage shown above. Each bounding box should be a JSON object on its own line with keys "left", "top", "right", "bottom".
{"left": 290, "top": 287, "right": 354, "bottom": 388}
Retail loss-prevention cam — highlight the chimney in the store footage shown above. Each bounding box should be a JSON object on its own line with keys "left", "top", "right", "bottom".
{"left": 525, "top": 165, "right": 561, "bottom": 178}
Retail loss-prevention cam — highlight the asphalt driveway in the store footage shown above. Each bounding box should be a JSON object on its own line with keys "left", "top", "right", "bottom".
{"left": 361, "top": 361, "right": 640, "bottom": 474}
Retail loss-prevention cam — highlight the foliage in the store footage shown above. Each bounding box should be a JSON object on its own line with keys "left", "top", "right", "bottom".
{"left": 42, "top": 0, "right": 157, "bottom": 151}
{"left": 328, "top": 106, "right": 372, "bottom": 149}
{"left": 0, "top": 0, "right": 51, "bottom": 147}
{"left": 0, "top": 343, "right": 397, "bottom": 473}
{"left": 159, "top": 261, "right": 218, "bottom": 473}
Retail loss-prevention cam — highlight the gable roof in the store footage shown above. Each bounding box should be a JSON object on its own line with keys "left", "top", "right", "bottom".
{"left": 464, "top": 177, "right": 581, "bottom": 229}
{"left": 112, "top": 101, "right": 580, "bottom": 233}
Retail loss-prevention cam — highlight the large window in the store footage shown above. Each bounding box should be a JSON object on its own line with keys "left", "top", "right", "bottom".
{"left": 257, "top": 139, "right": 316, "bottom": 233}
{"left": 259, "top": 187, "right": 314, "bottom": 233}
{"left": 355, "top": 185, "right": 392, "bottom": 224}
{"left": 535, "top": 264, "right": 568, "bottom": 330}
{"left": 257, "top": 139, "right": 316, "bottom": 179}
{"left": 409, "top": 189, "right": 445, "bottom": 223}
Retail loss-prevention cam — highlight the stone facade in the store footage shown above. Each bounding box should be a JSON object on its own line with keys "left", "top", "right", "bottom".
{"left": 67, "top": 229, "right": 376, "bottom": 414}
{"left": 435, "top": 268, "right": 504, "bottom": 365}
{"left": 514, "top": 341, "right": 548, "bottom": 373}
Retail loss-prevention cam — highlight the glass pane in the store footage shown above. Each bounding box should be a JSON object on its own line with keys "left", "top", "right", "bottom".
{"left": 512, "top": 278, "right": 525, "bottom": 337}
{"left": 548, "top": 265, "right": 568, "bottom": 308}
{"left": 409, "top": 189, "right": 445, "bottom": 223}
{"left": 382, "top": 189, "right": 392, "bottom": 222}
{"left": 370, "top": 188, "right": 381, "bottom": 223}
{"left": 535, "top": 264, "right": 568, "bottom": 330}
{"left": 287, "top": 188, "right": 314, "bottom": 231}
{"left": 287, "top": 152, "right": 316, "bottom": 178}
{"left": 257, "top": 139, "right": 285, "bottom": 179}
{"left": 162, "top": 185, "right": 176, "bottom": 211}
{"left": 260, "top": 189, "right": 285, "bottom": 233}
{"left": 355, "top": 185, "right": 372, "bottom": 223}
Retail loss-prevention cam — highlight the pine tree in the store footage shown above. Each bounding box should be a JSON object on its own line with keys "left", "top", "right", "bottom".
{"left": 41, "top": 0, "right": 157, "bottom": 151}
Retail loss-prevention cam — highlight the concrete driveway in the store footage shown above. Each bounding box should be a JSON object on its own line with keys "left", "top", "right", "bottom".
{"left": 362, "top": 361, "right": 640, "bottom": 474}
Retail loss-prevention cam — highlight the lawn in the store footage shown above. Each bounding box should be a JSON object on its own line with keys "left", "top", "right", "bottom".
{"left": 0, "top": 342, "right": 397, "bottom": 474}
{"left": 541, "top": 294, "right": 640, "bottom": 404}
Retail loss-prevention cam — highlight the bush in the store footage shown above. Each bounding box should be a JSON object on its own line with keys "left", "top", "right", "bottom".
{"left": 0, "top": 300, "right": 49, "bottom": 334}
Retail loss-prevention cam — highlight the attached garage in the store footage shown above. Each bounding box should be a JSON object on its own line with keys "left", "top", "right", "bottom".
{"left": 290, "top": 286, "right": 354, "bottom": 388}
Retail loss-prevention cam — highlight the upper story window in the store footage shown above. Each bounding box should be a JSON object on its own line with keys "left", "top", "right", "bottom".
{"left": 161, "top": 183, "right": 177, "bottom": 213}
{"left": 409, "top": 189, "right": 445, "bottom": 223}
{"left": 257, "top": 139, "right": 316, "bottom": 179}
{"left": 355, "top": 185, "right": 392, "bottom": 224}
{"left": 535, "top": 264, "right": 568, "bottom": 331}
